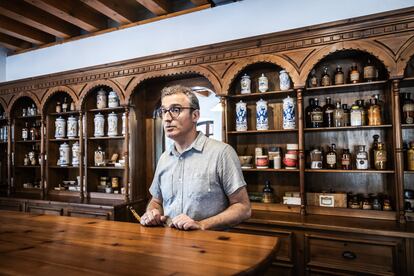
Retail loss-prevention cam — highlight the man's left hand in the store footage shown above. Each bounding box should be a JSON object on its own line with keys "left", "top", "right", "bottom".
{"left": 171, "top": 214, "right": 204, "bottom": 231}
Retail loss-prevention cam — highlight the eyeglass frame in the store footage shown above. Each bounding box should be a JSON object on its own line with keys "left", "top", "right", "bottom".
{"left": 157, "top": 105, "right": 197, "bottom": 119}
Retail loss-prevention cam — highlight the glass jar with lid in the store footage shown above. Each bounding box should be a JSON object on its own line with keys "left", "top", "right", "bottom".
{"left": 356, "top": 145, "right": 369, "bottom": 170}
{"left": 350, "top": 102, "right": 362, "bottom": 126}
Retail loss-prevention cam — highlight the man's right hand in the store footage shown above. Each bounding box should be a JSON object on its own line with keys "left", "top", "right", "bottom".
{"left": 140, "top": 209, "right": 167, "bottom": 226}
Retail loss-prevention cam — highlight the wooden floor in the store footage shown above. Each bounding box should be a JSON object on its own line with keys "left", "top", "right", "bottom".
{"left": 0, "top": 210, "right": 278, "bottom": 275}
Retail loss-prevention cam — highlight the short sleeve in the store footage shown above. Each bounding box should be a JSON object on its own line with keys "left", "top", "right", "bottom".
{"left": 218, "top": 144, "right": 247, "bottom": 196}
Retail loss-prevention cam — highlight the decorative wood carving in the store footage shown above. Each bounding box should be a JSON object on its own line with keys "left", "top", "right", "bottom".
{"left": 40, "top": 86, "right": 78, "bottom": 112}
{"left": 6, "top": 91, "right": 41, "bottom": 114}
{"left": 79, "top": 79, "right": 126, "bottom": 107}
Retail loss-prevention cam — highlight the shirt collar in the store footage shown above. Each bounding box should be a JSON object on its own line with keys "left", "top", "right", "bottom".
{"left": 169, "top": 131, "right": 207, "bottom": 156}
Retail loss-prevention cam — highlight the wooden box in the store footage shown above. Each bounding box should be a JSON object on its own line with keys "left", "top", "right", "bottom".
{"left": 306, "top": 192, "right": 347, "bottom": 208}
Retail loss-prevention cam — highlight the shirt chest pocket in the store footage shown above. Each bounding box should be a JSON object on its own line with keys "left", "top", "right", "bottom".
{"left": 189, "top": 172, "right": 210, "bottom": 199}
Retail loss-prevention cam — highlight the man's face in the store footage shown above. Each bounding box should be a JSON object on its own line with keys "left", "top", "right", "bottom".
{"left": 160, "top": 94, "right": 199, "bottom": 140}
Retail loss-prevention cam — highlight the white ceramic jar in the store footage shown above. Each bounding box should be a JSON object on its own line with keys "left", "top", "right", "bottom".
{"left": 67, "top": 116, "right": 78, "bottom": 138}
{"left": 279, "top": 70, "right": 291, "bottom": 91}
{"left": 122, "top": 112, "right": 126, "bottom": 135}
{"left": 235, "top": 100, "right": 248, "bottom": 131}
{"left": 108, "top": 91, "right": 119, "bottom": 108}
{"left": 107, "top": 112, "right": 118, "bottom": 137}
{"left": 256, "top": 98, "right": 269, "bottom": 130}
{"left": 55, "top": 116, "right": 66, "bottom": 139}
{"left": 258, "top": 73, "right": 269, "bottom": 93}
{"left": 72, "top": 141, "right": 80, "bottom": 167}
{"left": 96, "top": 89, "right": 107, "bottom": 109}
{"left": 240, "top": 74, "right": 251, "bottom": 94}
{"left": 58, "top": 142, "right": 70, "bottom": 166}
{"left": 94, "top": 113, "right": 105, "bottom": 137}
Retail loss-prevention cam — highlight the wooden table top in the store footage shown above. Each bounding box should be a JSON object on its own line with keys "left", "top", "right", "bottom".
{"left": 0, "top": 211, "right": 278, "bottom": 275}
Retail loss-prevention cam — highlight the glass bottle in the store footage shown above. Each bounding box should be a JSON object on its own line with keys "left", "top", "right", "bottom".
{"left": 363, "top": 59, "right": 377, "bottom": 82}
{"left": 402, "top": 93, "right": 414, "bottom": 124}
{"left": 30, "top": 123, "right": 37, "bottom": 141}
{"left": 349, "top": 63, "right": 360, "bottom": 83}
{"left": 321, "top": 67, "right": 331, "bottom": 86}
{"left": 305, "top": 98, "right": 315, "bottom": 128}
{"left": 334, "top": 65, "right": 344, "bottom": 85}
{"left": 357, "top": 99, "right": 367, "bottom": 126}
{"left": 310, "top": 98, "right": 323, "bottom": 128}
{"left": 310, "top": 147, "right": 323, "bottom": 169}
{"left": 326, "top": 144, "right": 337, "bottom": 169}
{"left": 62, "top": 97, "right": 68, "bottom": 113}
{"left": 356, "top": 145, "right": 369, "bottom": 170}
{"left": 408, "top": 142, "right": 414, "bottom": 171}
{"left": 323, "top": 97, "right": 335, "bottom": 127}
{"left": 309, "top": 69, "right": 318, "bottom": 87}
{"left": 342, "top": 104, "right": 350, "bottom": 126}
{"left": 31, "top": 104, "right": 37, "bottom": 116}
{"left": 350, "top": 101, "right": 362, "bottom": 126}
{"left": 56, "top": 101, "right": 62, "bottom": 113}
{"left": 374, "top": 142, "right": 387, "bottom": 170}
{"left": 262, "top": 180, "right": 275, "bottom": 203}
{"left": 22, "top": 122, "right": 29, "bottom": 141}
{"left": 94, "top": 146, "right": 105, "bottom": 167}
{"left": 333, "top": 101, "right": 344, "bottom": 127}
{"left": 368, "top": 95, "right": 382, "bottom": 125}
{"left": 371, "top": 134, "right": 380, "bottom": 167}
{"left": 341, "top": 149, "right": 352, "bottom": 170}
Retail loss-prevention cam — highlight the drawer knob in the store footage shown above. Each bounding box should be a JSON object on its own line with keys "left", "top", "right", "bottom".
{"left": 342, "top": 251, "right": 357, "bottom": 260}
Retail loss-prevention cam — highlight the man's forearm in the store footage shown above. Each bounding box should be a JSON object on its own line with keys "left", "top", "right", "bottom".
{"left": 146, "top": 198, "right": 163, "bottom": 214}
{"left": 199, "top": 202, "right": 251, "bottom": 230}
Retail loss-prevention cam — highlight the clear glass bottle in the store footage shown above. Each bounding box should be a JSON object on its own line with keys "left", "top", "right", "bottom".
{"left": 30, "top": 123, "right": 37, "bottom": 141}
{"left": 333, "top": 101, "right": 344, "bottom": 127}
{"left": 305, "top": 98, "right": 315, "bottom": 128}
{"left": 321, "top": 67, "right": 331, "bottom": 86}
{"left": 356, "top": 145, "right": 369, "bottom": 170}
{"left": 334, "top": 65, "right": 344, "bottom": 85}
{"left": 374, "top": 142, "right": 387, "bottom": 170}
{"left": 262, "top": 180, "right": 275, "bottom": 203}
{"left": 357, "top": 99, "right": 367, "bottom": 126}
{"left": 94, "top": 146, "right": 106, "bottom": 167}
{"left": 349, "top": 63, "right": 360, "bottom": 83}
{"left": 368, "top": 95, "right": 382, "bottom": 126}
{"left": 350, "top": 102, "right": 362, "bottom": 126}
{"left": 341, "top": 149, "right": 352, "bottom": 170}
{"left": 22, "top": 122, "right": 29, "bottom": 141}
{"left": 62, "top": 97, "right": 68, "bottom": 112}
{"left": 310, "top": 147, "right": 323, "bottom": 169}
{"left": 31, "top": 104, "right": 37, "bottom": 116}
{"left": 323, "top": 97, "right": 335, "bottom": 127}
{"left": 408, "top": 141, "right": 414, "bottom": 171}
{"left": 310, "top": 98, "right": 323, "bottom": 128}
{"left": 342, "top": 104, "right": 350, "bottom": 126}
{"left": 402, "top": 93, "right": 414, "bottom": 124}
{"left": 309, "top": 69, "right": 318, "bottom": 87}
{"left": 326, "top": 143, "right": 337, "bottom": 169}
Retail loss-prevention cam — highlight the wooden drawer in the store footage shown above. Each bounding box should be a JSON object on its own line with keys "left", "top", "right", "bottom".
{"left": 67, "top": 208, "right": 112, "bottom": 220}
{"left": 27, "top": 205, "right": 63, "bottom": 216}
{"left": 305, "top": 234, "right": 399, "bottom": 275}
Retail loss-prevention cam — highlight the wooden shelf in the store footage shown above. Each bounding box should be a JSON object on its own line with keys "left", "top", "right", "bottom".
{"left": 15, "top": 165, "right": 41, "bottom": 168}
{"left": 306, "top": 205, "right": 396, "bottom": 220}
{"left": 89, "top": 192, "right": 124, "bottom": 200}
{"left": 48, "top": 166, "right": 79, "bottom": 169}
{"left": 228, "top": 129, "right": 298, "bottom": 134}
{"left": 305, "top": 80, "right": 387, "bottom": 93}
{"left": 228, "top": 89, "right": 296, "bottom": 99}
{"left": 15, "top": 140, "right": 41, "bottom": 143}
{"left": 88, "top": 136, "right": 124, "bottom": 140}
{"left": 304, "top": 125, "right": 392, "bottom": 132}
{"left": 305, "top": 169, "right": 394, "bottom": 173}
{"left": 15, "top": 115, "right": 41, "bottom": 120}
{"left": 402, "top": 124, "right": 414, "bottom": 129}
{"left": 49, "top": 111, "right": 80, "bottom": 116}
{"left": 15, "top": 188, "right": 42, "bottom": 194}
{"left": 405, "top": 171, "right": 414, "bottom": 174}
{"left": 88, "top": 166, "right": 125, "bottom": 170}
{"left": 242, "top": 168, "right": 299, "bottom": 172}
{"left": 88, "top": 106, "right": 125, "bottom": 113}
{"left": 49, "top": 190, "right": 80, "bottom": 197}
{"left": 49, "top": 138, "right": 79, "bottom": 142}
{"left": 251, "top": 202, "right": 301, "bottom": 213}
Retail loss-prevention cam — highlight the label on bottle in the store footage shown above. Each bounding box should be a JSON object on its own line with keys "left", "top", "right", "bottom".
{"left": 326, "top": 154, "right": 336, "bottom": 165}
{"left": 350, "top": 71, "right": 360, "bottom": 83}
{"left": 321, "top": 75, "right": 331, "bottom": 86}
{"left": 335, "top": 73, "right": 344, "bottom": 85}
{"left": 364, "top": 65, "right": 376, "bottom": 80}
{"left": 311, "top": 111, "right": 323, "bottom": 123}
{"left": 22, "top": 129, "right": 28, "bottom": 140}
{"left": 341, "top": 157, "right": 350, "bottom": 166}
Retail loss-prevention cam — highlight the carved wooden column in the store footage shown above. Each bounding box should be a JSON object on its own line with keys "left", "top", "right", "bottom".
{"left": 79, "top": 112, "right": 85, "bottom": 201}
{"left": 223, "top": 97, "right": 229, "bottom": 144}
{"left": 124, "top": 107, "right": 130, "bottom": 202}
{"left": 40, "top": 114, "right": 46, "bottom": 200}
{"left": 296, "top": 88, "right": 306, "bottom": 215}
{"left": 392, "top": 79, "right": 405, "bottom": 223}
{"left": 218, "top": 96, "right": 226, "bottom": 142}
{"left": 7, "top": 118, "right": 11, "bottom": 196}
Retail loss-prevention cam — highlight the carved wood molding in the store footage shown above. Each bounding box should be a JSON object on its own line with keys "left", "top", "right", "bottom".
{"left": 6, "top": 91, "right": 41, "bottom": 114}
{"left": 78, "top": 79, "right": 126, "bottom": 108}
{"left": 396, "top": 35, "right": 414, "bottom": 77}
{"left": 0, "top": 97, "right": 6, "bottom": 112}
{"left": 40, "top": 86, "right": 79, "bottom": 113}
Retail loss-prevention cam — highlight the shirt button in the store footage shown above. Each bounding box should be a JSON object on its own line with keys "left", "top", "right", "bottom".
{"left": 179, "top": 157, "right": 183, "bottom": 160}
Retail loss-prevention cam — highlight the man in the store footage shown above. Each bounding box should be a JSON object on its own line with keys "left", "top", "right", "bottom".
{"left": 140, "top": 85, "right": 251, "bottom": 230}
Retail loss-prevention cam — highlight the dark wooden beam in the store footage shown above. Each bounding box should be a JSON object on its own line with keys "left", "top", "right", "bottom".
{"left": 135, "top": 0, "right": 169, "bottom": 16}
{"left": 0, "top": 33, "right": 32, "bottom": 51}
{"left": 80, "top": 0, "right": 140, "bottom": 24}
{"left": 24, "top": 0, "right": 107, "bottom": 32}
{"left": 0, "top": 0, "right": 79, "bottom": 38}
{"left": 0, "top": 14, "right": 55, "bottom": 44}
{"left": 190, "top": 0, "right": 210, "bottom": 6}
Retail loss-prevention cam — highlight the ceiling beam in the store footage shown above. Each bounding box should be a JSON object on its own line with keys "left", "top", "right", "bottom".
{"left": 24, "top": 0, "right": 107, "bottom": 32}
{"left": 0, "top": 0, "right": 79, "bottom": 38}
{"left": 190, "top": 0, "right": 210, "bottom": 6}
{"left": 135, "top": 0, "right": 169, "bottom": 16}
{"left": 80, "top": 0, "right": 139, "bottom": 24}
{"left": 0, "top": 33, "right": 32, "bottom": 51}
{"left": 0, "top": 14, "right": 55, "bottom": 44}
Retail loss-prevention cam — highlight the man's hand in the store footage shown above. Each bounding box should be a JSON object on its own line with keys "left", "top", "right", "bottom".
{"left": 171, "top": 214, "right": 204, "bottom": 231}
{"left": 140, "top": 209, "right": 166, "bottom": 226}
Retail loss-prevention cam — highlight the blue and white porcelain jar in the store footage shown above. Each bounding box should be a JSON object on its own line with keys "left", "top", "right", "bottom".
{"left": 258, "top": 73, "right": 268, "bottom": 93}
{"left": 58, "top": 142, "right": 70, "bottom": 167}
{"left": 279, "top": 70, "right": 291, "bottom": 91}
{"left": 283, "top": 96, "right": 296, "bottom": 130}
{"left": 94, "top": 113, "right": 105, "bottom": 137}
{"left": 108, "top": 91, "right": 119, "bottom": 108}
{"left": 55, "top": 116, "right": 66, "bottom": 139}
{"left": 96, "top": 89, "right": 107, "bottom": 109}
{"left": 67, "top": 116, "right": 78, "bottom": 138}
{"left": 256, "top": 98, "right": 269, "bottom": 130}
{"left": 107, "top": 112, "right": 118, "bottom": 137}
{"left": 72, "top": 141, "right": 80, "bottom": 167}
{"left": 240, "top": 74, "right": 251, "bottom": 94}
{"left": 235, "top": 100, "right": 247, "bottom": 131}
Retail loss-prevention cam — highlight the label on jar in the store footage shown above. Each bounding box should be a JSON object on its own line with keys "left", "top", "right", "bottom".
{"left": 311, "top": 111, "right": 323, "bottom": 123}
{"left": 356, "top": 157, "right": 368, "bottom": 169}
{"left": 350, "top": 111, "right": 362, "bottom": 126}
{"left": 256, "top": 156, "right": 269, "bottom": 168}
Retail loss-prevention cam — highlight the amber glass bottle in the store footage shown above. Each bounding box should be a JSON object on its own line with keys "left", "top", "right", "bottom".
{"left": 323, "top": 97, "right": 335, "bottom": 127}
{"left": 326, "top": 144, "right": 337, "bottom": 169}
{"left": 321, "top": 67, "right": 331, "bottom": 86}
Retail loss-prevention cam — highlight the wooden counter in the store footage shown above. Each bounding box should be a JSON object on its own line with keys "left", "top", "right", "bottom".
{"left": 0, "top": 210, "right": 278, "bottom": 275}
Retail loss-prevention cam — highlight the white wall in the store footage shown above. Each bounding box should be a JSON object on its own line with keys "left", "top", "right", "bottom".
{"left": 4, "top": 0, "right": 414, "bottom": 82}
{"left": 0, "top": 47, "right": 6, "bottom": 82}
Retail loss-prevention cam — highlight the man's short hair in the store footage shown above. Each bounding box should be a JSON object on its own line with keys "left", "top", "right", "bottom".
{"left": 161, "top": 85, "right": 200, "bottom": 110}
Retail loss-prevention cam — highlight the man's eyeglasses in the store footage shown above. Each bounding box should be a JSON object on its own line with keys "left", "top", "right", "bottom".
{"left": 157, "top": 106, "right": 195, "bottom": 119}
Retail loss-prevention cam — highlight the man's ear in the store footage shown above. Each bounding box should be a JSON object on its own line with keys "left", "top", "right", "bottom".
{"left": 192, "top": 109, "right": 200, "bottom": 122}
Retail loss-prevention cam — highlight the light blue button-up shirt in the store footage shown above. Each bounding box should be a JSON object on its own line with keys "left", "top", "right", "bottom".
{"left": 149, "top": 132, "right": 246, "bottom": 221}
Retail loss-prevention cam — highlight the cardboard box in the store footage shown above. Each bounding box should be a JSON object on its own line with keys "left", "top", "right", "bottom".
{"left": 283, "top": 196, "right": 301, "bottom": 205}
{"left": 306, "top": 192, "right": 347, "bottom": 208}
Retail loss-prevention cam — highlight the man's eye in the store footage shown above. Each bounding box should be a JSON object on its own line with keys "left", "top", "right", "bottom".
{"left": 171, "top": 107, "right": 181, "bottom": 113}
